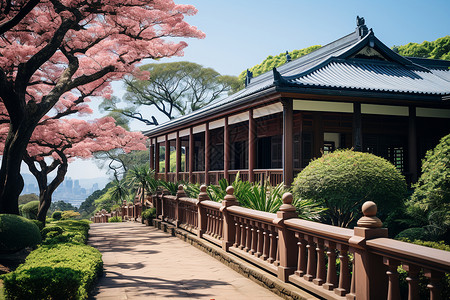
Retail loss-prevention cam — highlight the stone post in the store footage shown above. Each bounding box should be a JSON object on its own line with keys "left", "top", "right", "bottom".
{"left": 274, "top": 192, "right": 299, "bottom": 282}
{"left": 220, "top": 186, "right": 238, "bottom": 251}
{"left": 348, "top": 201, "right": 388, "bottom": 300}
{"left": 175, "top": 185, "right": 186, "bottom": 227}
{"left": 197, "top": 185, "right": 209, "bottom": 238}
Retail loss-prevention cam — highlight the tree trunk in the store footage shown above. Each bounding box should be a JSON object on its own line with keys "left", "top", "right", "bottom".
{"left": 0, "top": 121, "right": 37, "bottom": 214}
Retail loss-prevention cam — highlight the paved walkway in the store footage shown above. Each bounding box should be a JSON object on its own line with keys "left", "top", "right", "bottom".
{"left": 88, "top": 222, "right": 280, "bottom": 300}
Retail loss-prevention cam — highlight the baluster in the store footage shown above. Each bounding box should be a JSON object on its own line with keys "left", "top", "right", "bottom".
{"left": 218, "top": 214, "right": 223, "bottom": 239}
{"left": 323, "top": 241, "right": 338, "bottom": 290}
{"left": 249, "top": 221, "right": 258, "bottom": 255}
{"left": 313, "top": 238, "right": 325, "bottom": 286}
{"left": 261, "top": 223, "right": 270, "bottom": 261}
{"left": 384, "top": 257, "right": 401, "bottom": 300}
{"left": 267, "top": 226, "right": 277, "bottom": 264}
{"left": 255, "top": 222, "right": 264, "bottom": 258}
{"left": 334, "top": 245, "right": 350, "bottom": 296}
{"left": 244, "top": 220, "right": 251, "bottom": 252}
{"left": 304, "top": 235, "right": 317, "bottom": 281}
{"left": 233, "top": 217, "right": 240, "bottom": 248}
{"left": 239, "top": 218, "right": 246, "bottom": 250}
{"left": 206, "top": 210, "right": 212, "bottom": 235}
{"left": 295, "top": 233, "right": 307, "bottom": 277}
{"left": 424, "top": 269, "right": 443, "bottom": 300}
{"left": 274, "top": 235, "right": 280, "bottom": 266}
{"left": 346, "top": 254, "right": 356, "bottom": 300}
{"left": 211, "top": 211, "right": 217, "bottom": 237}
{"left": 402, "top": 264, "right": 420, "bottom": 300}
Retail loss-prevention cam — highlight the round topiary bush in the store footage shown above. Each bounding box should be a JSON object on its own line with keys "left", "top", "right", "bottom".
{"left": 292, "top": 150, "right": 407, "bottom": 227}
{"left": 52, "top": 211, "right": 63, "bottom": 220}
{"left": 41, "top": 226, "right": 64, "bottom": 240}
{"left": 21, "top": 200, "right": 40, "bottom": 220}
{"left": 395, "top": 227, "right": 428, "bottom": 241}
{"left": 0, "top": 214, "right": 42, "bottom": 253}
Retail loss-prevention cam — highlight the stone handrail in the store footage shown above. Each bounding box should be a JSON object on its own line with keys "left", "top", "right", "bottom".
{"left": 154, "top": 186, "right": 449, "bottom": 300}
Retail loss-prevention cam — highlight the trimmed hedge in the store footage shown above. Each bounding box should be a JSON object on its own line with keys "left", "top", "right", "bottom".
{"left": 0, "top": 214, "right": 41, "bottom": 253}
{"left": 21, "top": 201, "right": 40, "bottom": 220}
{"left": 2, "top": 243, "right": 103, "bottom": 299}
{"left": 2, "top": 220, "right": 102, "bottom": 299}
{"left": 52, "top": 211, "right": 62, "bottom": 220}
{"left": 41, "top": 226, "right": 64, "bottom": 240}
{"left": 108, "top": 216, "right": 122, "bottom": 222}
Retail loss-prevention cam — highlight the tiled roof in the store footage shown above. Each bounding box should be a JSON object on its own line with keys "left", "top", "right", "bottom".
{"left": 286, "top": 59, "right": 450, "bottom": 95}
{"left": 144, "top": 28, "right": 450, "bottom": 136}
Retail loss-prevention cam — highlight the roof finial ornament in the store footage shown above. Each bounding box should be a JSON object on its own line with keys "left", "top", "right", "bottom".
{"left": 285, "top": 51, "right": 291, "bottom": 63}
{"left": 356, "top": 16, "right": 369, "bottom": 38}
{"left": 245, "top": 69, "right": 253, "bottom": 87}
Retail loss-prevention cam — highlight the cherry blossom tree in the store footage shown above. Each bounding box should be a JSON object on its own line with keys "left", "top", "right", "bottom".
{"left": 23, "top": 116, "right": 146, "bottom": 224}
{"left": 0, "top": 0, "right": 204, "bottom": 213}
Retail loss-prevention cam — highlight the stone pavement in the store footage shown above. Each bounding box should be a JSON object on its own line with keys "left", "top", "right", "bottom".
{"left": 88, "top": 222, "right": 281, "bottom": 300}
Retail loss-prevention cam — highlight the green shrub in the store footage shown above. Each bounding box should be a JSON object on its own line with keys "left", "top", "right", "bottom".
{"left": 30, "top": 219, "right": 44, "bottom": 231}
{"left": 50, "top": 220, "right": 90, "bottom": 244}
{"left": 407, "top": 133, "right": 450, "bottom": 240}
{"left": 42, "top": 232, "right": 85, "bottom": 245}
{"left": 21, "top": 201, "right": 40, "bottom": 220}
{"left": 41, "top": 226, "right": 64, "bottom": 240}
{"left": 292, "top": 150, "right": 407, "bottom": 227}
{"left": 395, "top": 227, "right": 428, "bottom": 241}
{"left": 2, "top": 243, "right": 103, "bottom": 300}
{"left": 18, "top": 204, "right": 24, "bottom": 216}
{"left": 141, "top": 207, "right": 156, "bottom": 221}
{"left": 0, "top": 214, "right": 41, "bottom": 253}
{"left": 108, "top": 216, "right": 122, "bottom": 222}
{"left": 61, "top": 210, "right": 81, "bottom": 220}
{"left": 52, "top": 211, "right": 63, "bottom": 220}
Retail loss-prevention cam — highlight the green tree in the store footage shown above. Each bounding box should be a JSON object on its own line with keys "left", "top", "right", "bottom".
{"left": 406, "top": 133, "right": 450, "bottom": 240}
{"left": 237, "top": 46, "right": 321, "bottom": 89}
{"left": 101, "top": 62, "right": 240, "bottom": 126}
{"left": 110, "top": 179, "right": 130, "bottom": 206}
{"left": 94, "top": 149, "right": 149, "bottom": 180}
{"left": 292, "top": 150, "right": 407, "bottom": 227}
{"left": 394, "top": 36, "right": 450, "bottom": 60}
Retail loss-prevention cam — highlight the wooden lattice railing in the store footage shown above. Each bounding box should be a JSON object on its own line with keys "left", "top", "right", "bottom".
{"left": 152, "top": 185, "right": 450, "bottom": 300}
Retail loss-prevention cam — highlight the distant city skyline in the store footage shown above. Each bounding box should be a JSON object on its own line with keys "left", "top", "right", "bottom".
{"left": 21, "top": 173, "right": 109, "bottom": 207}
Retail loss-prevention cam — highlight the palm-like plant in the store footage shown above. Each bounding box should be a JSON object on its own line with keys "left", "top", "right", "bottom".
{"left": 126, "top": 166, "right": 158, "bottom": 203}
{"left": 110, "top": 179, "right": 130, "bottom": 206}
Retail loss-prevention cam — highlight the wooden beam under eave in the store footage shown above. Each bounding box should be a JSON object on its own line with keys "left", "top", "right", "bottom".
{"left": 282, "top": 99, "right": 294, "bottom": 187}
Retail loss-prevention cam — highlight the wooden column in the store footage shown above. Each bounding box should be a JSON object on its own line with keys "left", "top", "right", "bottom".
{"left": 224, "top": 117, "right": 230, "bottom": 182}
{"left": 408, "top": 106, "right": 418, "bottom": 183}
{"left": 313, "top": 112, "right": 323, "bottom": 158}
{"left": 205, "top": 122, "right": 210, "bottom": 185}
{"left": 353, "top": 102, "right": 363, "bottom": 151}
{"left": 189, "top": 127, "right": 194, "bottom": 183}
{"left": 248, "top": 109, "right": 256, "bottom": 183}
{"left": 155, "top": 141, "right": 160, "bottom": 174}
{"left": 149, "top": 139, "right": 154, "bottom": 170}
{"left": 176, "top": 131, "right": 181, "bottom": 181}
{"left": 298, "top": 113, "right": 303, "bottom": 169}
{"left": 165, "top": 135, "right": 169, "bottom": 182}
{"left": 282, "top": 99, "right": 294, "bottom": 186}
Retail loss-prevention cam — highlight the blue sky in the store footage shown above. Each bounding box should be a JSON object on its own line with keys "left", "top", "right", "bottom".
{"left": 24, "top": 0, "right": 450, "bottom": 182}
